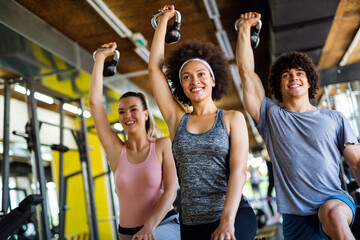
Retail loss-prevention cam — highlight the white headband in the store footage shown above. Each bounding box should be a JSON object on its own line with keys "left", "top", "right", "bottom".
{"left": 178, "top": 58, "right": 215, "bottom": 85}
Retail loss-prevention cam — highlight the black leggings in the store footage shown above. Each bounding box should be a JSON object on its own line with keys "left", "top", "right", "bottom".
{"left": 180, "top": 206, "right": 257, "bottom": 240}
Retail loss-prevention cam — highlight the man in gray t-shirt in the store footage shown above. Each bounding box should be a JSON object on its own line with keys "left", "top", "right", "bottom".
{"left": 236, "top": 12, "right": 360, "bottom": 240}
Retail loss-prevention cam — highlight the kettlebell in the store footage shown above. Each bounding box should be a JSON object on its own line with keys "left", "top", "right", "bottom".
{"left": 151, "top": 9, "right": 181, "bottom": 45}
{"left": 234, "top": 18, "right": 262, "bottom": 49}
{"left": 92, "top": 48, "right": 120, "bottom": 77}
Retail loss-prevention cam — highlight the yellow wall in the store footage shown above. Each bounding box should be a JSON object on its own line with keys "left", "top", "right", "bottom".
{"left": 52, "top": 126, "right": 115, "bottom": 239}
{"left": 52, "top": 150, "right": 88, "bottom": 236}
{"left": 88, "top": 131, "right": 115, "bottom": 239}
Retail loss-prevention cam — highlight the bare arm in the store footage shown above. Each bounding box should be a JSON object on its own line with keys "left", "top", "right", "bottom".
{"left": 134, "top": 138, "right": 178, "bottom": 240}
{"left": 148, "top": 5, "right": 185, "bottom": 138}
{"left": 211, "top": 111, "right": 249, "bottom": 240}
{"left": 343, "top": 143, "right": 360, "bottom": 186}
{"left": 236, "top": 12, "right": 265, "bottom": 124}
{"left": 89, "top": 42, "right": 122, "bottom": 171}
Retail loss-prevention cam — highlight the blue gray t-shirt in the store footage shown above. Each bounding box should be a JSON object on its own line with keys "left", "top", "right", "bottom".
{"left": 257, "top": 97, "right": 359, "bottom": 215}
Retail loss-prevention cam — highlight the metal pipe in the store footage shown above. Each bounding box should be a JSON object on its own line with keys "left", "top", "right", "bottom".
{"left": 1, "top": 79, "right": 11, "bottom": 214}
{"left": 25, "top": 77, "right": 51, "bottom": 240}
{"left": 40, "top": 120, "right": 76, "bottom": 132}
{"left": 347, "top": 82, "right": 360, "bottom": 137}
{"left": 58, "top": 100, "right": 66, "bottom": 240}
{"left": 78, "top": 97, "right": 99, "bottom": 240}
{"left": 106, "top": 163, "right": 119, "bottom": 239}
{"left": 323, "top": 85, "right": 332, "bottom": 110}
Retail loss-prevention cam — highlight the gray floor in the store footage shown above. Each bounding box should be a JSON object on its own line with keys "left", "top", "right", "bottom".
{"left": 269, "top": 224, "right": 283, "bottom": 240}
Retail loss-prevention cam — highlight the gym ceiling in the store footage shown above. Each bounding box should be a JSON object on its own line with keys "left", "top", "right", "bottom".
{"left": 0, "top": 0, "right": 360, "bottom": 150}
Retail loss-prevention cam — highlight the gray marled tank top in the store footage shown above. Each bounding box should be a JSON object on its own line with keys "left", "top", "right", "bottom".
{"left": 172, "top": 109, "right": 230, "bottom": 225}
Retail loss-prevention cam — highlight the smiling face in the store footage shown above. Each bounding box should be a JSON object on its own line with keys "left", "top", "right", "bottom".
{"left": 118, "top": 96, "right": 148, "bottom": 134}
{"left": 179, "top": 61, "right": 215, "bottom": 103}
{"left": 280, "top": 67, "right": 311, "bottom": 101}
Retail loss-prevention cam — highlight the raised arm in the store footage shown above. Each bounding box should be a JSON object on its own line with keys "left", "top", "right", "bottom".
{"left": 89, "top": 42, "right": 123, "bottom": 171}
{"left": 211, "top": 111, "right": 249, "bottom": 239}
{"left": 148, "top": 5, "right": 185, "bottom": 137}
{"left": 236, "top": 12, "right": 265, "bottom": 124}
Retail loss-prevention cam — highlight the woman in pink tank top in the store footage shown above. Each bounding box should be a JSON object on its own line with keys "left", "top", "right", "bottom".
{"left": 90, "top": 42, "right": 180, "bottom": 240}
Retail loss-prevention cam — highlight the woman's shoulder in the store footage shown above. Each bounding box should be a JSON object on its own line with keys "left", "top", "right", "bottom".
{"left": 154, "top": 137, "right": 172, "bottom": 148}
{"left": 222, "top": 110, "right": 247, "bottom": 135}
{"left": 153, "top": 137, "right": 172, "bottom": 163}
{"left": 223, "top": 109, "right": 245, "bottom": 121}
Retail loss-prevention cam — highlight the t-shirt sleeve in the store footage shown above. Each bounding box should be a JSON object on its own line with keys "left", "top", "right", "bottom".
{"left": 256, "top": 96, "right": 267, "bottom": 133}
{"left": 256, "top": 97, "right": 277, "bottom": 142}
{"left": 337, "top": 112, "right": 360, "bottom": 153}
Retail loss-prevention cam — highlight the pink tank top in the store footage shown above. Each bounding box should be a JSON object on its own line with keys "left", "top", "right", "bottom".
{"left": 114, "top": 139, "right": 164, "bottom": 228}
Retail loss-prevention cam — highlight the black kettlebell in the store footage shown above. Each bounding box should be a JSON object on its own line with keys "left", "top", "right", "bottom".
{"left": 234, "top": 18, "right": 262, "bottom": 49}
{"left": 92, "top": 48, "right": 120, "bottom": 77}
{"left": 151, "top": 9, "right": 181, "bottom": 45}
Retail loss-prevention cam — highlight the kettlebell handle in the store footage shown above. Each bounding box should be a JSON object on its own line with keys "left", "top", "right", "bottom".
{"left": 234, "top": 18, "right": 262, "bottom": 34}
{"left": 234, "top": 18, "right": 262, "bottom": 49}
{"left": 92, "top": 48, "right": 120, "bottom": 77}
{"left": 151, "top": 9, "right": 182, "bottom": 30}
{"left": 92, "top": 48, "right": 120, "bottom": 62}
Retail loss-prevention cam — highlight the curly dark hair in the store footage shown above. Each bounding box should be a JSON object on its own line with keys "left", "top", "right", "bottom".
{"left": 268, "top": 51, "right": 319, "bottom": 103}
{"left": 164, "top": 40, "right": 231, "bottom": 106}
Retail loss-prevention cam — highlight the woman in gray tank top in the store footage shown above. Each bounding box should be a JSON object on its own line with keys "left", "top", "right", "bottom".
{"left": 148, "top": 5, "right": 257, "bottom": 240}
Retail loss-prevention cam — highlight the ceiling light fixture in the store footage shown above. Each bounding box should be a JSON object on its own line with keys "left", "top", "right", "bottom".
{"left": 13, "top": 85, "right": 92, "bottom": 117}
{"left": 203, "top": 0, "right": 234, "bottom": 60}
{"left": 63, "top": 103, "right": 92, "bottom": 118}
{"left": 34, "top": 92, "right": 55, "bottom": 105}
{"left": 113, "top": 123, "right": 123, "bottom": 131}
{"left": 87, "top": 0, "right": 153, "bottom": 64}
{"left": 63, "top": 103, "right": 82, "bottom": 115}
{"left": 203, "top": 0, "right": 220, "bottom": 19}
{"left": 339, "top": 27, "right": 360, "bottom": 66}
{"left": 216, "top": 30, "right": 235, "bottom": 60}
{"left": 229, "top": 64, "right": 242, "bottom": 100}
{"left": 86, "top": 0, "right": 132, "bottom": 38}
{"left": 134, "top": 47, "right": 150, "bottom": 63}
{"left": 131, "top": 32, "right": 148, "bottom": 48}
{"left": 14, "top": 84, "right": 54, "bottom": 105}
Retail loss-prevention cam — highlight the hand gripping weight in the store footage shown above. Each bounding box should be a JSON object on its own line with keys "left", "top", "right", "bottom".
{"left": 234, "top": 18, "right": 262, "bottom": 49}
{"left": 93, "top": 48, "right": 120, "bottom": 77}
{"left": 151, "top": 9, "right": 181, "bottom": 45}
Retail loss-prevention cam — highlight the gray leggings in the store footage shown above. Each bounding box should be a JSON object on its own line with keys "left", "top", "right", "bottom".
{"left": 118, "top": 213, "right": 180, "bottom": 240}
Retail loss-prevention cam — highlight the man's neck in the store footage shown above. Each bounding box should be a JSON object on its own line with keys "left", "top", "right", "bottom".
{"left": 283, "top": 98, "right": 317, "bottom": 112}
